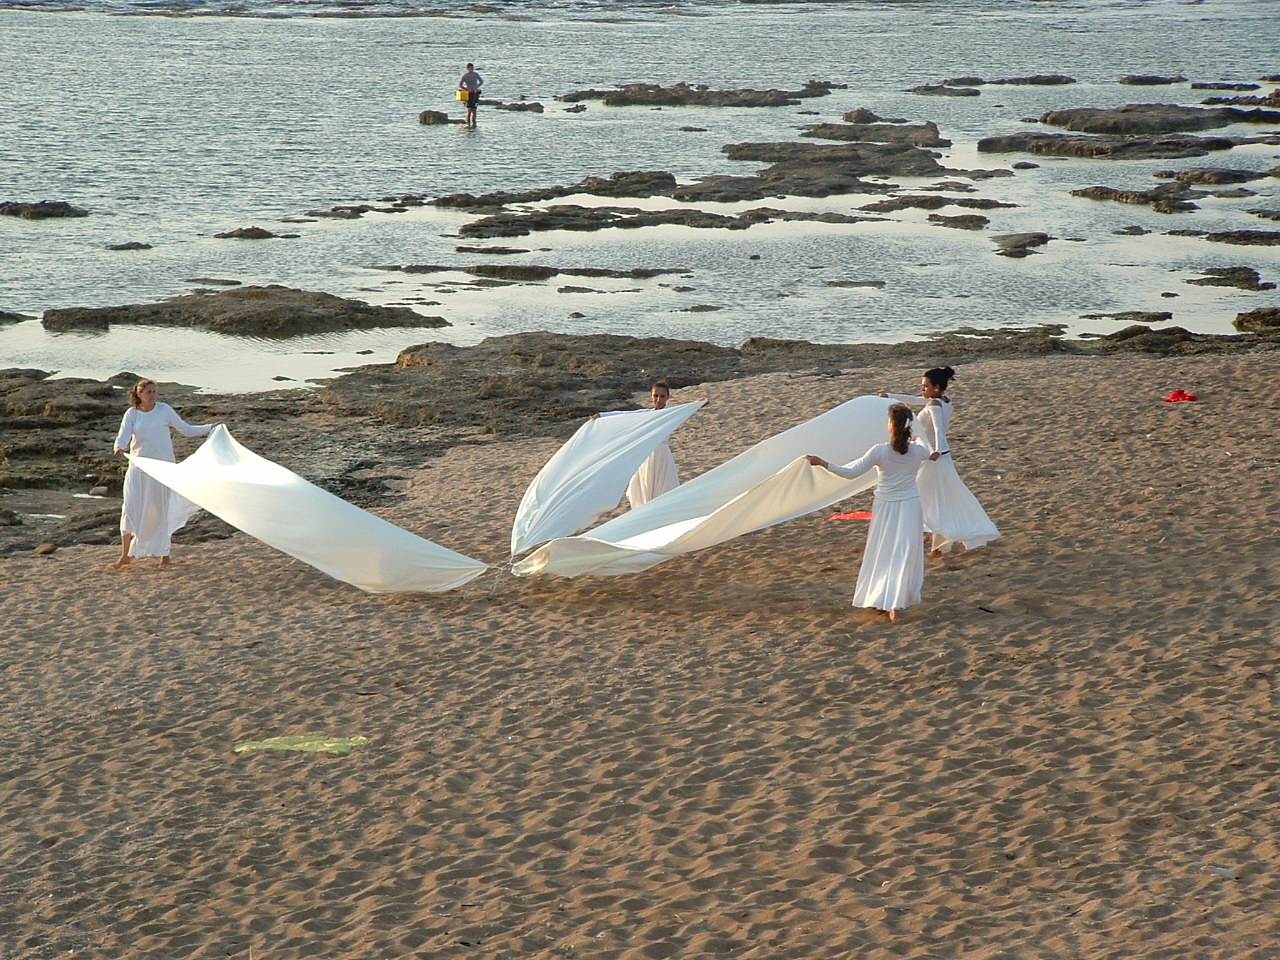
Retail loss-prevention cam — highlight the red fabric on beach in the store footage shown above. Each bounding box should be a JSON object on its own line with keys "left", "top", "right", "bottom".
{"left": 828, "top": 511, "right": 873, "bottom": 521}
{"left": 1163, "top": 389, "right": 1197, "bottom": 402}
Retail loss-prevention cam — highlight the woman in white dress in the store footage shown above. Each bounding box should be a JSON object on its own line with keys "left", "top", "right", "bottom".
{"left": 110, "top": 379, "right": 215, "bottom": 569}
{"left": 595, "top": 381, "right": 707, "bottom": 508}
{"left": 881, "top": 366, "right": 1000, "bottom": 556}
{"left": 807, "top": 403, "right": 936, "bottom": 623}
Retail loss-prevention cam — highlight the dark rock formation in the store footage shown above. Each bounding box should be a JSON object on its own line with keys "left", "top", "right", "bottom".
{"left": 1191, "top": 82, "right": 1261, "bottom": 91}
{"left": 720, "top": 140, "right": 949, "bottom": 177}
{"left": 910, "top": 84, "right": 980, "bottom": 97}
{"left": 1248, "top": 208, "right": 1280, "bottom": 222}
{"left": 213, "top": 226, "right": 298, "bottom": 240}
{"left": 842, "top": 108, "right": 908, "bottom": 124}
{"left": 419, "top": 110, "right": 461, "bottom": 125}
{"left": 978, "top": 131, "right": 1240, "bottom": 160}
{"left": 456, "top": 204, "right": 746, "bottom": 239}
{"left": 493, "top": 101, "right": 544, "bottom": 113}
{"left": 557, "top": 80, "right": 841, "bottom": 108}
{"left": 1234, "top": 308, "right": 1280, "bottom": 331}
{"left": 1, "top": 311, "right": 35, "bottom": 324}
{"left": 432, "top": 170, "right": 678, "bottom": 210}
{"left": 106, "top": 241, "right": 152, "bottom": 251}
{"left": 1080, "top": 312, "right": 1174, "bottom": 324}
{"left": 454, "top": 203, "right": 881, "bottom": 240}
{"left": 1, "top": 200, "right": 89, "bottom": 219}
{"left": 1186, "top": 267, "right": 1275, "bottom": 291}
{"left": 943, "top": 74, "right": 1076, "bottom": 86}
{"left": 1119, "top": 75, "right": 1187, "bottom": 85}
{"left": 928, "top": 213, "right": 989, "bottom": 230}
{"left": 1041, "top": 103, "right": 1280, "bottom": 134}
{"left": 1166, "top": 229, "right": 1280, "bottom": 246}
{"left": 305, "top": 203, "right": 403, "bottom": 219}
{"left": 1153, "top": 167, "right": 1273, "bottom": 185}
{"left": 1084, "top": 324, "right": 1239, "bottom": 353}
{"left": 1071, "top": 183, "right": 1202, "bottom": 213}
{"left": 859, "top": 195, "right": 1015, "bottom": 213}
{"left": 803, "top": 121, "right": 950, "bottom": 147}
{"left": 992, "top": 233, "right": 1051, "bottom": 257}
{"left": 1201, "top": 89, "right": 1280, "bottom": 107}
{"left": 41, "top": 286, "right": 449, "bottom": 336}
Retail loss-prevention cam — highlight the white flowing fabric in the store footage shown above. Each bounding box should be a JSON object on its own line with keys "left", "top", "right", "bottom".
{"left": 512, "top": 395, "right": 895, "bottom": 578}
{"left": 510, "top": 402, "right": 703, "bottom": 556}
{"left": 129, "top": 426, "right": 488, "bottom": 594}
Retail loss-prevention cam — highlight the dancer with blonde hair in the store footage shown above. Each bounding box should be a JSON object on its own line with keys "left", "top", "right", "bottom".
{"left": 111, "top": 379, "right": 218, "bottom": 569}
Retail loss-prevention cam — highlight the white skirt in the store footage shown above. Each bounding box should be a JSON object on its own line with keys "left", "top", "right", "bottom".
{"left": 853, "top": 495, "right": 925, "bottom": 612}
{"left": 120, "top": 464, "right": 201, "bottom": 557}
{"left": 626, "top": 442, "right": 679, "bottom": 508}
{"left": 918, "top": 453, "right": 1000, "bottom": 553}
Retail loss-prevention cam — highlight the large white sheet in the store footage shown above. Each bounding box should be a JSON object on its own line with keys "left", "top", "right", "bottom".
{"left": 512, "top": 395, "right": 895, "bottom": 577}
{"left": 129, "top": 426, "right": 488, "bottom": 594}
{"left": 510, "top": 401, "right": 703, "bottom": 556}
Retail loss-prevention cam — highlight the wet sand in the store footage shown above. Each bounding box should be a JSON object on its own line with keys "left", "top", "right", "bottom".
{"left": 3, "top": 349, "right": 1279, "bottom": 959}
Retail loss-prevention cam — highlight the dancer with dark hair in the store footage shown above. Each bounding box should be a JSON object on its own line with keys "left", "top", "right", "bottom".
{"left": 881, "top": 366, "right": 1000, "bottom": 555}
{"left": 593, "top": 381, "right": 707, "bottom": 508}
{"left": 807, "top": 403, "right": 936, "bottom": 623}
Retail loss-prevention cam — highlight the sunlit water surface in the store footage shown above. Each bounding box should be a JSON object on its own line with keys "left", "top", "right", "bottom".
{"left": 2, "top": 0, "right": 1278, "bottom": 390}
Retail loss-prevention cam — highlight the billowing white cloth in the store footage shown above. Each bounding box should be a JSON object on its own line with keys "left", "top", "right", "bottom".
{"left": 513, "top": 395, "right": 896, "bottom": 578}
{"left": 129, "top": 426, "right": 487, "bottom": 594}
{"left": 510, "top": 402, "right": 703, "bottom": 556}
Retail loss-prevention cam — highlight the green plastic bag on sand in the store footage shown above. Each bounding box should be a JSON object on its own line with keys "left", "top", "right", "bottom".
{"left": 233, "top": 735, "right": 370, "bottom": 756}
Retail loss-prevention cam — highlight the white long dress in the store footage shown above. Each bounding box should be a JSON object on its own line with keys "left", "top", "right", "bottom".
{"left": 114, "top": 403, "right": 212, "bottom": 558}
{"left": 827, "top": 441, "right": 930, "bottom": 612}
{"left": 886, "top": 394, "right": 1000, "bottom": 553}
{"left": 598, "top": 409, "right": 681, "bottom": 508}
{"left": 625, "top": 440, "right": 679, "bottom": 508}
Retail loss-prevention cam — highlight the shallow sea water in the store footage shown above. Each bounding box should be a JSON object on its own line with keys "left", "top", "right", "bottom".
{"left": 2, "top": 0, "right": 1278, "bottom": 390}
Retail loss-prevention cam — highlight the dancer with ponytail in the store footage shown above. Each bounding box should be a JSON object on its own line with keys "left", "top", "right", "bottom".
{"left": 807, "top": 403, "right": 937, "bottom": 623}
{"left": 881, "top": 366, "right": 1000, "bottom": 555}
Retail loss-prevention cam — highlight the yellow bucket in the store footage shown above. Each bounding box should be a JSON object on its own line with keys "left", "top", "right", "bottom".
{"left": 456, "top": 89, "right": 469, "bottom": 102}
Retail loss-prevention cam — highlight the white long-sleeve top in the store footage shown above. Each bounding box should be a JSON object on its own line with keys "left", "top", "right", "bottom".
{"left": 884, "top": 393, "right": 952, "bottom": 455}
{"left": 114, "top": 402, "right": 211, "bottom": 462}
{"left": 826, "top": 441, "right": 930, "bottom": 501}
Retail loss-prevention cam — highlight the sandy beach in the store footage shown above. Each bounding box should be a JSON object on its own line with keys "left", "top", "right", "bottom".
{"left": 2, "top": 346, "right": 1278, "bottom": 959}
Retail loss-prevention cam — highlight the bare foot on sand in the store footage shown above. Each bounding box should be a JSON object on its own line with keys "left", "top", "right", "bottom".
{"left": 110, "top": 557, "right": 131, "bottom": 570}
